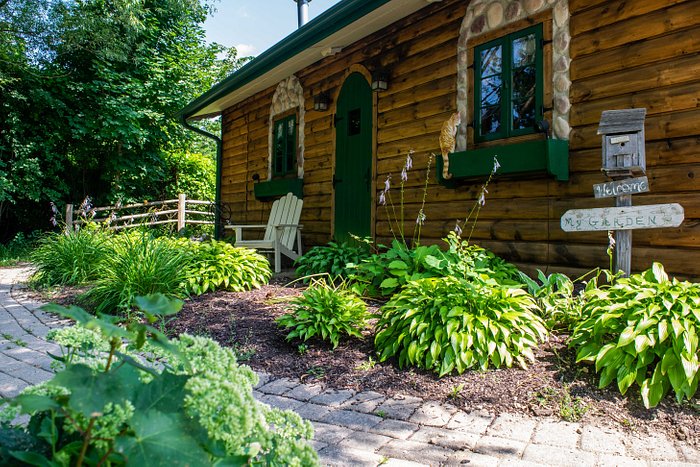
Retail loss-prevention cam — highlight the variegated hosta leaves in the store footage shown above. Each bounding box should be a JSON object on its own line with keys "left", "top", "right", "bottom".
{"left": 570, "top": 263, "right": 700, "bottom": 408}
{"left": 375, "top": 276, "right": 547, "bottom": 377}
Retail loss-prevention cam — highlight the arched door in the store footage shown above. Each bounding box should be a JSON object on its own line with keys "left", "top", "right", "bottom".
{"left": 334, "top": 72, "right": 373, "bottom": 243}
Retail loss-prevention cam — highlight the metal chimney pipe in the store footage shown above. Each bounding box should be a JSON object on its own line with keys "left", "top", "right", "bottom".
{"left": 294, "top": 0, "right": 310, "bottom": 28}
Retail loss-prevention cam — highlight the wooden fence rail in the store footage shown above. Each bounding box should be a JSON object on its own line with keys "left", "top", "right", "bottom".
{"left": 66, "top": 194, "right": 215, "bottom": 232}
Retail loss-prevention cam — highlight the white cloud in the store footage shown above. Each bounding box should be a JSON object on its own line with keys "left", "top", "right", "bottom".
{"left": 235, "top": 43, "right": 257, "bottom": 57}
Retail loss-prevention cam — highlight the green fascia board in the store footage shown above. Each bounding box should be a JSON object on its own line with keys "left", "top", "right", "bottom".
{"left": 254, "top": 178, "right": 304, "bottom": 200}
{"left": 436, "top": 139, "right": 569, "bottom": 184}
{"left": 180, "top": 0, "right": 391, "bottom": 119}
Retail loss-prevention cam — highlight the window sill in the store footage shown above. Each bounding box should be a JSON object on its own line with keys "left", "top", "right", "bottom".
{"left": 437, "top": 139, "right": 569, "bottom": 184}
{"left": 253, "top": 178, "right": 303, "bottom": 200}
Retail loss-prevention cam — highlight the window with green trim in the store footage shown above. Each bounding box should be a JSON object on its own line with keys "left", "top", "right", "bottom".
{"left": 273, "top": 114, "right": 297, "bottom": 176}
{"left": 474, "top": 24, "right": 543, "bottom": 142}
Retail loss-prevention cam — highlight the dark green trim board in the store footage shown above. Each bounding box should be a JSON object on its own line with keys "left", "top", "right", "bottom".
{"left": 436, "top": 139, "right": 569, "bottom": 183}
{"left": 254, "top": 178, "right": 303, "bottom": 200}
{"left": 179, "top": 0, "right": 392, "bottom": 119}
{"left": 180, "top": 116, "right": 224, "bottom": 239}
{"left": 474, "top": 24, "right": 543, "bottom": 142}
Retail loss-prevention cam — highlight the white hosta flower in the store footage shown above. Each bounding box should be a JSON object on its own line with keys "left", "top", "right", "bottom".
{"left": 401, "top": 167, "right": 408, "bottom": 182}
{"left": 416, "top": 210, "right": 426, "bottom": 225}
{"left": 478, "top": 188, "right": 488, "bottom": 206}
{"left": 384, "top": 175, "right": 391, "bottom": 192}
{"left": 454, "top": 222, "right": 463, "bottom": 236}
{"left": 405, "top": 150, "right": 414, "bottom": 171}
{"left": 379, "top": 191, "right": 386, "bottom": 206}
{"left": 608, "top": 230, "right": 616, "bottom": 248}
{"left": 493, "top": 155, "right": 501, "bottom": 173}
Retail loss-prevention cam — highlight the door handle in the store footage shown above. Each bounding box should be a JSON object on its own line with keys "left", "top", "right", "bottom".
{"left": 333, "top": 174, "right": 343, "bottom": 187}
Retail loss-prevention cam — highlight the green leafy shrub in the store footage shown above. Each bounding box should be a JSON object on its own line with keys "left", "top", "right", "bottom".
{"left": 171, "top": 238, "right": 271, "bottom": 294}
{"left": 375, "top": 276, "right": 547, "bottom": 376}
{"left": 351, "top": 234, "right": 521, "bottom": 297}
{"left": 350, "top": 240, "right": 447, "bottom": 297}
{"left": 570, "top": 263, "right": 700, "bottom": 408}
{"left": 0, "top": 295, "right": 318, "bottom": 466}
{"left": 520, "top": 270, "right": 588, "bottom": 331}
{"left": 294, "top": 240, "right": 371, "bottom": 281}
{"left": 277, "top": 279, "right": 369, "bottom": 349}
{"left": 30, "top": 227, "right": 111, "bottom": 287}
{"left": 80, "top": 233, "right": 189, "bottom": 314}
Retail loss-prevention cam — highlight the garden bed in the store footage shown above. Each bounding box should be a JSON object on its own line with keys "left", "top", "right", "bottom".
{"left": 28, "top": 277, "right": 699, "bottom": 447}
{"left": 157, "top": 280, "right": 700, "bottom": 448}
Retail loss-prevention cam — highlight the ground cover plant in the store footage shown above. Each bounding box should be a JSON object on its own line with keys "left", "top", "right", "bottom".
{"left": 277, "top": 278, "right": 369, "bottom": 349}
{"left": 0, "top": 295, "right": 318, "bottom": 466}
{"left": 571, "top": 263, "right": 700, "bottom": 409}
{"left": 375, "top": 275, "right": 547, "bottom": 376}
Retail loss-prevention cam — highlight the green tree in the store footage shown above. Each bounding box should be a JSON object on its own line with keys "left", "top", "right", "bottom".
{"left": 0, "top": 0, "right": 244, "bottom": 238}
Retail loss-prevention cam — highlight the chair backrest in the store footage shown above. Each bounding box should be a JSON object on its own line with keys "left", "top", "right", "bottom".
{"left": 263, "top": 192, "right": 303, "bottom": 248}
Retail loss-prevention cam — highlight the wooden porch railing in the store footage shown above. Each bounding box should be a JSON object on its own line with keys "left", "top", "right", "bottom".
{"left": 66, "top": 194, "right": 215, "bottom": 231}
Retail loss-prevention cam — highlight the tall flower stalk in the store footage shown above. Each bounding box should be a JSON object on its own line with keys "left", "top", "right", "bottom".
{"left": 458, "top": 155, "right": 500, "bottom": 243}
{"left": 378, "top": 150, "right": 432, "bottom": 248}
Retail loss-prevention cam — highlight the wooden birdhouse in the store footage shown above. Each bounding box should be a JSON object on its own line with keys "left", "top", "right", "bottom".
{"left": 597, "top": 108, "right": 647, "bottom": 178}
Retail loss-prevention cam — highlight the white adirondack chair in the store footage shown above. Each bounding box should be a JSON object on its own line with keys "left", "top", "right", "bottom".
{"left": 225, "top": 192, "right": 303, "bottom": 273}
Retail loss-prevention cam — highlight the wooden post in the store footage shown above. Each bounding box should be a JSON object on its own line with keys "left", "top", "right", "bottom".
{"left": 65, "top": 204, "right": 74, "bottom": 234}
{"left": 615, "top": 194, "right": 632, "bottom": 276}
{"left": 177, "top": 194, "right": 186, "bottom": 231}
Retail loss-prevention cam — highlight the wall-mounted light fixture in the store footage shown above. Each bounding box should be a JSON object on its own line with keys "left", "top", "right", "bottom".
{"left": 313, "top": 92, "right": 331, "bottom": 111}
{"left": 371, "top": 70, "right": 389, "bottom": 92}
{"left": 252, "top": 173, "right": 261, "bottom": 183}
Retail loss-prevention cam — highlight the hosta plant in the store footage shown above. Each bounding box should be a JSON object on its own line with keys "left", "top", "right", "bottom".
{"left": 294, "top": 239, "right": 372, "bottom": 282}
{"left": 570, "top": 263, "right": 700, "bottom": 408}
{"left": 277, "top": 278, "right": 369, "bottom": 349}
{"left": 375, "top": 276, "right": 547, "bottom": 376}
{"left": 0, "top": 295, "right": 318, "bottom": 466}
{"left": 350, "top": 240, "right": 447, "bottom": 297}
{"left": 172, "top": 238, "right": 271, "bottom": 295}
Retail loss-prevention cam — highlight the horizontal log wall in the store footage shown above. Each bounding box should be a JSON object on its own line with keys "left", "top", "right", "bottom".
{"left": 221, "top": 0, "right": 700, "bottom": 279}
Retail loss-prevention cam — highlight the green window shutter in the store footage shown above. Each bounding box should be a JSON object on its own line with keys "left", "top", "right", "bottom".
{"left": 273, "top": 114, "right": 297, "bottom": 176}
{"left": 475, "top": 24, "right": 543, "bottom": 143}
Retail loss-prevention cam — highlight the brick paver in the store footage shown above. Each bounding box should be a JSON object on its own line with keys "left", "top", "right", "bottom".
{"left": 1, "top": 266, "right": 698, "bottom": 466}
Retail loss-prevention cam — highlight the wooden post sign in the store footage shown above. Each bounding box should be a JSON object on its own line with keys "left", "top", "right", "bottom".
{"left": 561, "top": 109, "right": 684, "bottom": 276}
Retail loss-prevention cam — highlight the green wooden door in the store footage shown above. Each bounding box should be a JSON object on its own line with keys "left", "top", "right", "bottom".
{"left": 334, "top": 72, "right": 373, "bottom": 243}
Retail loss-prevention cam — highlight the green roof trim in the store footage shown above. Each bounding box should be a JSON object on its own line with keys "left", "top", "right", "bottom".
{"left": 180, "top": 0, "right": 392, "bottom": 119}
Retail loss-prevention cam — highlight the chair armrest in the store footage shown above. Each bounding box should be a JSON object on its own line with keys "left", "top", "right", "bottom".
{"left": 225, "top": 224, "right": 268, "bottom": 230}
{"left": 274, "top": 224, "right": 303, "bottom": 229}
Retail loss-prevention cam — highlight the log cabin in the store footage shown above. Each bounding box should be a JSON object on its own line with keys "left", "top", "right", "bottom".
{"left": 180, "top": 0, "right": 700, "bottom": 279}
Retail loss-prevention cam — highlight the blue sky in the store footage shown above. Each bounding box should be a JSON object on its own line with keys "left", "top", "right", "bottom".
{"left": 204, "top": 0, "right": 343, "bottom": 57}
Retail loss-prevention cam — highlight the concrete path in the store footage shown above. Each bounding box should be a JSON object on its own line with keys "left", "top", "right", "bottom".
{"left": 1, "top": 266, "right": 698, "bottom": 466}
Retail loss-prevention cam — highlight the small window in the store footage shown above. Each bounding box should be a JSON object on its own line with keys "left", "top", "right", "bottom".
{"left": 273, "top": 114, "right": 297, "bottom": 176}
{"left": 474, "top": 24, "right": 543, "bottom": 142}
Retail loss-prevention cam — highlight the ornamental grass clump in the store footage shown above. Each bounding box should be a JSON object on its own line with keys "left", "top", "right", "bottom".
{"left": 277, "top": 278, "right": 369, "bottom": 349}
{"left": 30, "top": 227, "right": 111, "bottom": 287}
{"left": 0, "top": 295, "right": 318, "bottom": 466}
{"left": 79, "top": 232, "right": 189, "bottom": 314}
{"left": 375, "top": 276, "right": 547, "bottom": 376}
{"left": 570, "top": 263, "right": 700, "bottom": 408}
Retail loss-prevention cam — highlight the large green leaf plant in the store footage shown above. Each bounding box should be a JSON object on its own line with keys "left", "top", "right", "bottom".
{"left": 0, "top": 295, "right": 318, "bottom": 466}
{"left": 571, "top": 263, "right": 700, "bottom": 408}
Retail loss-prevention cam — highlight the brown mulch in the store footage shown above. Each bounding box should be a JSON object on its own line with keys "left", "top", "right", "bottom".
{"left": 30, "top": 280, "right": 700, "bottom": 446}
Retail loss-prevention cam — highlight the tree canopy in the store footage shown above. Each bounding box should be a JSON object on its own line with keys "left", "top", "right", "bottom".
{"left": 0, "top": 0, "right": 243, "bottom": 238}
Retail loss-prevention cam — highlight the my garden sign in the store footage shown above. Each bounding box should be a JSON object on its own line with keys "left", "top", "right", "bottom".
{"left": 560, "top": 109, "right": 684, "bottom": 275}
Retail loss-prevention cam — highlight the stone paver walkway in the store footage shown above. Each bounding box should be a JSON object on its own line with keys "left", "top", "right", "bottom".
{"left": 1, "top": 266, "right": 698, "bottom": 466}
